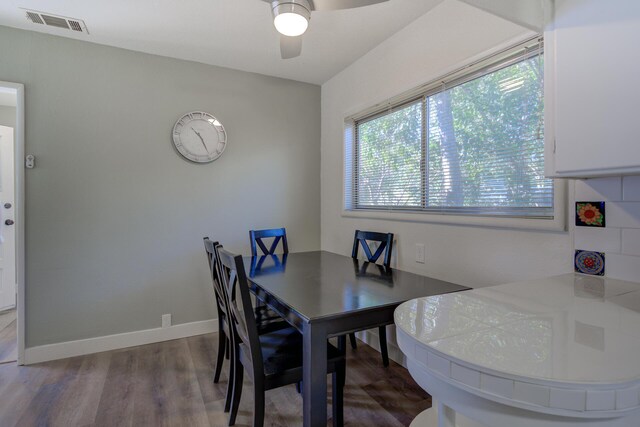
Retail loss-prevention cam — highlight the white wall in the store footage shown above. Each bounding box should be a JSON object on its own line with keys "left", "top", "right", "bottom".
{"left": 321, "top": 0, "right": 574, "bottom": 289}
{"left": 574, "top": 177, "right": 640, "bottom": 281}
{"left": 0, "top": 25, "right": 321, "bottom": 348}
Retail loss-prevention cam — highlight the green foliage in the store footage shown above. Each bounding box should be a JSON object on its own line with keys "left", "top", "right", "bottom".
{"left": 357, "top": 102, "right": 423, "bottom": 207}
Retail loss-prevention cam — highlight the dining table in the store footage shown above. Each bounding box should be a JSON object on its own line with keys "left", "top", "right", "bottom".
{"left": 244, "top": 250, "right": 470, "bottom": 427}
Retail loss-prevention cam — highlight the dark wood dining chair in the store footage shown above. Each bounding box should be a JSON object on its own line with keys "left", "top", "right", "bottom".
{"left": 249, "top": 228, "right": 289, "bottom": 324}
{"left": 204, "top": 237, "right": 289, "bottom": 415}
{"left": 348, "top": 229, "right": 394, "bottom": 367}
{"left": 352, "top": 230, "right": 394, "bottom": 268}
{"left": 203, "top": 238, "right": 235, "bottom": 412}
{"left": 217, "top": 247, "right": 345, "bottom": 427}
{"left": 249, "top": 227, "right": 288, "bottom": 256}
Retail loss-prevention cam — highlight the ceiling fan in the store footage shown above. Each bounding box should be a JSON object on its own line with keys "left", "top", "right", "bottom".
{"left": 262, "top": 0, "right": 389, "bottom": 59}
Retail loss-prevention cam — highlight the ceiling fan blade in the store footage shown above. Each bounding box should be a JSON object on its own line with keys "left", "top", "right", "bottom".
{"left": 309, "top": 0, "right": 388, "bottom": 11}
{"left": 280, "top": 35, "right": 303, "bottom": 59}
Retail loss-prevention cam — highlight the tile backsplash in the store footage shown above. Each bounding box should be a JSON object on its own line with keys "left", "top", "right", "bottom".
{"left": 574, "top": 177, "right": 640, "bottom": 282}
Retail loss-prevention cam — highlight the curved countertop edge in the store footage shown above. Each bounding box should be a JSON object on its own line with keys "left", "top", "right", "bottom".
{"left": 397, "top": 327, "right": 640, "bottom": 418}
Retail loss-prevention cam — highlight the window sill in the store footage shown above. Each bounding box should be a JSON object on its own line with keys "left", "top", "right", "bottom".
{"left": 341, "top": 208, "right": 567, "bottom": 232}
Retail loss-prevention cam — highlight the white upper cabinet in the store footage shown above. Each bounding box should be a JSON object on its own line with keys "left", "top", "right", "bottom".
{"left": 545, "top": 0, "right": 640, "bottom": 177}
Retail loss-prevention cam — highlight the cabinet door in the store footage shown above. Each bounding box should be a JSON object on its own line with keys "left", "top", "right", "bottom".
{"left": 552, "top": 0, "right": 640, "bottom": 176}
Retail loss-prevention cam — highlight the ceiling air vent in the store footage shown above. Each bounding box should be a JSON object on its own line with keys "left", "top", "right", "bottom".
{"left": 23, "top": 9, "right": 89, "bottom": 34}
{"left": 25, "top": 11, "right": 44, "bottom": 25}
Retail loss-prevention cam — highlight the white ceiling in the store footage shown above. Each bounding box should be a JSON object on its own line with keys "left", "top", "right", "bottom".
{"left": 0, "top": 0, "right": 445, "bottom": 84}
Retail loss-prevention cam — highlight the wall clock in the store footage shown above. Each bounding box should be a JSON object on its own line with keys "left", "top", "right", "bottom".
{"left": 172, "top": 111, "right": 227, "bottom": 163}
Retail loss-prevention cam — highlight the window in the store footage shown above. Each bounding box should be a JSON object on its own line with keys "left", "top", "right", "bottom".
{"left": 346, "top": 38, "right": 552, "bottom": 218}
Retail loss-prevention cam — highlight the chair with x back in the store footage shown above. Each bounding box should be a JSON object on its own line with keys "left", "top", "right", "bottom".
{"left": 203, "top": 237, "right": 235, "bottom": 412}
{"left": 249, "top": 228, "right": 289, "bottom": 324}
{"left": 352, "top": 230, "right": 394, "bottom": 268}
{"left": 249, "top": 228, "right": 288, "bottom": 257}
{"left": 217, "top": 247, "right": 345, "bottom": 427}
{"left": 348, "top": 229, "right": 395, "bottom": 367}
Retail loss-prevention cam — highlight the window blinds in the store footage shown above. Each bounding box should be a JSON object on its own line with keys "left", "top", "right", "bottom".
{"left": 346, "top": 37, "right": 552, "bottom": 218}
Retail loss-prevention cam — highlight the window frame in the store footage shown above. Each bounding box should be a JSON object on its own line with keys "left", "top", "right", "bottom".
{"left": 342, "top": 35, "right": 566, "bottom": 232}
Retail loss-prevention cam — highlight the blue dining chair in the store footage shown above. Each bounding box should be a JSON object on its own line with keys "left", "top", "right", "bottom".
{"left": 349, "top": 229, "right": 394, "bottom": 367}
{"left": 352, "top": 230, "right": 394, "bottom": 268}
{"left": 249, "top": 228, "right": 289, "bottom": 325}
{"left": 250, "top": 228, "right": 288, "bottom": 257}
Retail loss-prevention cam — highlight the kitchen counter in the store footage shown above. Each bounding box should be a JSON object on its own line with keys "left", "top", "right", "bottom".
{"left": 395, "top": 273, "right": 640, "bottom": 426}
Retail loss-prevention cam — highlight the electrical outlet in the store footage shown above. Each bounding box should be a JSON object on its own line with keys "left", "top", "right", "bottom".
{"left": 415, "top": 243, "right": 425, "bottom": 264}
{"left": 162, "top": 314, "right": 172, "bottom": 328}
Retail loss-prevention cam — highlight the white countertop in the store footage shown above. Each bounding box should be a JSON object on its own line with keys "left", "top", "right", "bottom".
{"left": 395, "top": 273, "right": 640, "bottom": 417}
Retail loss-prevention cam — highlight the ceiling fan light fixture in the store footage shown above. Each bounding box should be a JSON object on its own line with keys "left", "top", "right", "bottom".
{"left": 272, "top": 1, "right": 310, "bottom": 37}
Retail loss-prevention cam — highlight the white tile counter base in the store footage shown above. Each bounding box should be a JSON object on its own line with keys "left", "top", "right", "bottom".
{"left": 405, "top": 364, "right": 638, "bottom": 427}
{"left": 395, "top": 274, "right": 640, "bottom": 426}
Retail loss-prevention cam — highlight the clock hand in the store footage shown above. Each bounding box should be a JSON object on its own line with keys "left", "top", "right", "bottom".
{"left": 191, "top": 127, "right": 209, "bottom": 153}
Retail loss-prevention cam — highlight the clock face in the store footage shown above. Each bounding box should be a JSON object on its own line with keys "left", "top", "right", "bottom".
{"left": 172, "top": 111, "right": 227, "bottom": 163}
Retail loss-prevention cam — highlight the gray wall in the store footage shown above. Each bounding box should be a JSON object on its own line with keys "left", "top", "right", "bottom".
{"left": 0, "top": 25, "right": 321, "bottom": 347}
{"left": 0, "top": 105, "right": 16, "bottom": 128}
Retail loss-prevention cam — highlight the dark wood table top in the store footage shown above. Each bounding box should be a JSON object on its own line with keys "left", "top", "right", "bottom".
{"left": 244, "top": 250, "right": 470, "bottom": 324}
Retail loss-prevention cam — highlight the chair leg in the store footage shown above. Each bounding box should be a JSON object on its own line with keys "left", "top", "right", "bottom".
{"left": 214, "top": 331, "right": 226, "bottom": 383}
{"left": 332, "top": 369, "right": 344, "bottom": 427}
{"left": 228, "top": 362, "right": 244, "bottom": 426}
{"left": 296, "top": 381, "right": 302, "bottom": 394}
{"left": 224, "top": 341, "right": 235, "bottom": 413}
{"left": 255, "top": 302, "right": 263, "bottom": 324}
{"left": 378, "top": 326, "right": 389, "bottom": 367}
{"left": 253, "top": 381, "right": 265, "bottom": 427}
{"left": 225, "top": 337, "right": 230, "bottom": 360}
{"left": 348, "top": 333, "right": 357, "bottom": 350}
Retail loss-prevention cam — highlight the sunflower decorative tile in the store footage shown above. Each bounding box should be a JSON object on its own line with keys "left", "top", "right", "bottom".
{"left": 575, "top": 201, "right": 606, "bottom": 227}
{"left": 575, "top": 250, "right": 605, "bottom": 276}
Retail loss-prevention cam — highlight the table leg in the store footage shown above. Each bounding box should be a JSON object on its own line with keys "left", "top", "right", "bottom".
{"left": 303, "top": 321, "right": 327, "bottom": 427}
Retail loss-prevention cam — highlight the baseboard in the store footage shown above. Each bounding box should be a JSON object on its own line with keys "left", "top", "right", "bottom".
{"left": 355, "top": 327, "right": 407, "bottom": 368}
{"left": 24, "top": 319, "right": 218, "bottom": 365}
{"left": 24, "top": 320, "right": 402, "bottom": 367}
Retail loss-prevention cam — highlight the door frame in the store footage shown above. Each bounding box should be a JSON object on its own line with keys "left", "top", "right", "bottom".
{"left": 0, "top": 81, "right": 25, "bottom": 365}
{"left": 0, "top": 125, "right": 16, "bottom": 312}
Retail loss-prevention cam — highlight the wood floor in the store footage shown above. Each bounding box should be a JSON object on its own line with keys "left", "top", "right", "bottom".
{"left": 0, "top": 332, "right": 430, "bottom": 427}
{"left": 0, "top": 309, "right": 17, "bottom": 364}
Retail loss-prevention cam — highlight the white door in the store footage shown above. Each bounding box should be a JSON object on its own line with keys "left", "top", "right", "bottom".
{"left": 0, "top": 125, "right": 15, "bottom": 311}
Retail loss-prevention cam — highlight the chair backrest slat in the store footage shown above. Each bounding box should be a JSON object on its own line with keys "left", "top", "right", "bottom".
{"left": 203, "top": 237, "right": 228, "bottom": 317}
{"left": 250, "top": 228, "right": 288, "bottom": 256}
{"left": 351, "top": 230, "right": 394, "bottom": 268}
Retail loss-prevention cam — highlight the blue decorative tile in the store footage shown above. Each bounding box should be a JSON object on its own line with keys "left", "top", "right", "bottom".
{"left": 575, "top": 250, "right": 605, "bottom": 276}
{"left": 575, "top": 201, "right": 606, "bottom": 227}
